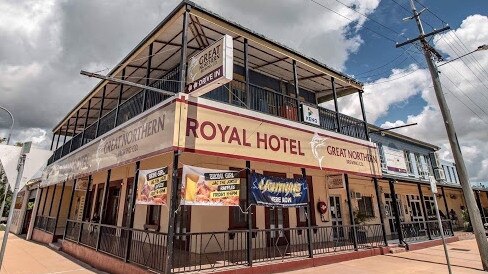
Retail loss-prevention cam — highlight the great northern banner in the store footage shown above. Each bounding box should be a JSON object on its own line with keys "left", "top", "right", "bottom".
{"left": 250, "top": 173, "right": 308, "bottom": 207}
{"left": 177, "top": 96, "right": 382, "bottom": 177}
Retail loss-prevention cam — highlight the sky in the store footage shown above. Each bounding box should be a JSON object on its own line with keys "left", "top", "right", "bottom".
{"left": 0, "top": 0, "right": 487, "bottom": 183}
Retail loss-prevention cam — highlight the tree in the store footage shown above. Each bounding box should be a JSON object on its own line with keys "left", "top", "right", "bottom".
{"left": 0, "top": 164, "right": 12, "bottom": 218}
{"left": 0, "top": 138, "right": 6, "bottom": 144}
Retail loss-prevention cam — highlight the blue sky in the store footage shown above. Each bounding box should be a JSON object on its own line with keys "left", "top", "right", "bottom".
{"left": 344, "top": 0, "right": 488, "bottom": 125}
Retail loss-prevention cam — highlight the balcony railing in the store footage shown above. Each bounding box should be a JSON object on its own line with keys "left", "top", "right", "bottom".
{"left": 48, "top": 74, "right": 368, "bottom": 165}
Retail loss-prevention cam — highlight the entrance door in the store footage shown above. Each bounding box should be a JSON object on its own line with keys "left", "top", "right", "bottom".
{"left": 407, "top": 195, "right": 424, "bottom": 222}
{"left": 423, "top": 196, "right": 436, "bottom": 220}
{"left": 22, "top": 209, "right": 33, "bottom": 234}
{"left": 329, "top": 195, "right": 344, "bottom": 239}
{"left": 263, "top": 172, "right": 290, "bottom": 246}
{"left": 384, "top": 193, "right": 403, "bottom": 237}
{"left": 175, "top": 205, "right": 191, "bottom": 250}
{"left": 103, "top": 183, "right": 121, "bottom": 225}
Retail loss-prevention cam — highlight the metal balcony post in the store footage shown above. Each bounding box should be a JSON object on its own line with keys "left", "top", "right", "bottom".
{"left": 475, "top": 191, "right": 486, "bottom": 224}
{"left": 142, "top": 43, "right": 153, "bottom": 111}
{"left": 244, "top": 39, "right": 251, "bottom": 109}
{"left": 344, "top": 174, "right": 358, "bottom": 250}
{"left": 81, "top": 99, "right": 91, "bottom": 145}
{"left": 96, "top": 169, "right": 111, "bottom": 251}
{"left": 69, "top": 110, "right": 79, "bottom": 153}
{"left": 114, "top": 68, "right": 125, "bottom": 127}
{"left": 55, "top": 132, "right": 61, "bottom": 150}
{"left": 48, "top": 184, "right": 57, "bottom": 217}
{"left": 373, "top": 178, "right": 388, "bottom": 246}
{"left": 245, "top": 160, "right": 253, "bottom": 266}
{"left": 95, "top": 87, "right": 106, "bottom": 138}
{"left": 63, "top": 179, "right": 77, "bottom": 238}
{"left": 358, "top": 90, "right": 369, "bottom": 140}
{"left": 331, "top": 77, "right": 341, "bottom": 133}
{"left": 54, "top": 181, "right": 66, "bottom": 234}
{"left": 78, "top": 175, "right": 92, "bottom": 243}
{"left": 124, "top": 161, "right": 140, "bottom": 262}
{"left": 302, "top": 168, "right": 313, "bottom": 258}
{"left": 418, "top": 183, "right": 432, "bottom": 240}
{"left": 41, "top": 186, "right": 50, "bottom": 215}
{"left": 179, "top": 8, "right": 189, "bottom": 93}
{"left": 293, "top": 60, "right": 302, "bottom": 122}
{"left": 389, "top": 179, "right": 404, "bottom": 244}
{"left": 50, "top": 134, "right": 55, "bottom": 151}
{"left": 166, "top": 149, "right": 181, "bottom": 274}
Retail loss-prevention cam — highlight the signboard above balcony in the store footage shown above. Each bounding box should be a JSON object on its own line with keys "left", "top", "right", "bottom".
{"left": 186, "top": 34, "right": 233, "bottom": 97}
{"left": 383, "top": 146, "right": 408, "bottom": 175}
{"left": 302, "top": 104, "right": 320, "bottom": 126}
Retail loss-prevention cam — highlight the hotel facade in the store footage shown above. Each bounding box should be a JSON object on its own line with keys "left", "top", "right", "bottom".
{"left": 22, "top": 1, "right": 488, "bottom": 273}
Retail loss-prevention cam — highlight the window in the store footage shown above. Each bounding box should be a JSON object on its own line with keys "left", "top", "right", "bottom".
{"left": 452, "top": 167, "right": 458, "bottom": 184}
{"left": 414, "top": 153, "right": 423, "bottom": 175}
{"left": 444, "top": 165, "right": 453, "bottom": 183}
{"left": 145, "top": 205, "right": 161, "bottom": 229}
{"left": 229, "top": 168, "right": 256, "bottom": 229}
{"left": 425, "top": 155, "right": 434, "bottom": 176}
{"left": 404, "top": 151, "right": 413, "bottom": 174}
{"left": 378, "top": 143, "right": 385, "bottom": 166}
{"left": 358, "top": 196, "right": 375, "bottom": 218}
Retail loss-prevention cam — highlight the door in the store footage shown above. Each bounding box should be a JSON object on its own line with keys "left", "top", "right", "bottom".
{"left": 103, "top": 183, "right": 121, "bottom": 225}
{"left": 263, "top": 172, "right": 290, "bottom": 246}
{"left": 22, "top": 209, "right": 33, "bottom": 234}
{"left": 329, "top": 195, "right": 344, "bottom": 239}
{"left": 384, "top": 193, "right": 403, "bottom": 237}
{"left": 175, "top": 205, "right": 191, "bottom": 250}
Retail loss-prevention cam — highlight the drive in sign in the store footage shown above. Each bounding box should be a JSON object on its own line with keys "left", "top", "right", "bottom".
{"left": 186, "top": 34, "right": 233, "bottom": 97}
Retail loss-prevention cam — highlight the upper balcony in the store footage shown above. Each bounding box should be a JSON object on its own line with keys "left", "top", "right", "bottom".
{"left": 47, "top": 1, "right": 369, "bottom": 166}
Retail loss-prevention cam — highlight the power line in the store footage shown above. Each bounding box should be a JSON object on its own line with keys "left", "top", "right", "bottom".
{"left": 308, "top": 0, "right": 398, "bottom": 43}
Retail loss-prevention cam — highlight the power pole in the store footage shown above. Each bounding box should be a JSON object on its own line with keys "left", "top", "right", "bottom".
{"left": 396, "top": 0, "right": 488, "bottom": 271}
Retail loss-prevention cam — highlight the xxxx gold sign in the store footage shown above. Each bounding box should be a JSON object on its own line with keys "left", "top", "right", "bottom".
{"left": 176, "top": 98, "right": 382, "bottom": 177}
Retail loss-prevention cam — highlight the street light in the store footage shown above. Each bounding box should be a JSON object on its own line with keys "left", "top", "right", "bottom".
{"left": 438, "top": 44, "right": 488, "bottom": 67}
{"left": 0, "top": 106, "right": 14, "bottom": 145}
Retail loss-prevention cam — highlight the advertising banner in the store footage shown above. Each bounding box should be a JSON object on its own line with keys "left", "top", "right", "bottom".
{"left": 42, "top": 101, "right": 176, "bottom": 186}
{"left": 250, "top": 173, "right": 308, "bottom": 207}
{"left": 186, "top": 34, "right": 233, "bottom": 97}
{"left": 178, "top": 97, "right": 382, "bottom": 177}
{"left": 327, "top": 174, "right": 345, "bottom": 189}
{"left": 383, "top": 146, "right": 408, "bottom": 174}
{"left": 136, "top": 167, "right": 169, "bottom": 205}
{"left": 181, "top": 165, "right": 240, "bottom": 206}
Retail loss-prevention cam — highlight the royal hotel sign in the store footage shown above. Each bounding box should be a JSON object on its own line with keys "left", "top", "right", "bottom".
{"left": 43, "top": 95, "right": 381, "bottom": 186}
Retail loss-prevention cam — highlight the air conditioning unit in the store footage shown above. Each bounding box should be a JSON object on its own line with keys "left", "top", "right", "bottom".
{"left": 429, "top": 152, "right": 441, "bottom": 169}
{"left": 434, "top": 168, "right": 446, "bottom": 181}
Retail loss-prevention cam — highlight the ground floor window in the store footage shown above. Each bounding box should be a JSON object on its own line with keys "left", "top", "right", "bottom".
{"left": 358, "top": 196, "right": 375, "bottom": 218}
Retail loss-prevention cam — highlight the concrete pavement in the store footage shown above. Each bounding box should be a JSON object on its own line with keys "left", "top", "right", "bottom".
{"left": 0, "top": 232, "right": 98, "bottom": 274}
{"left": 288, "top": 238, "right": 487, "bottom": 274}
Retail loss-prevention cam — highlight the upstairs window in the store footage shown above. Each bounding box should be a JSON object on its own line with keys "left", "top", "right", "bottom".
{"left": 404, "top": 150, "right": 414, "bottom": 174}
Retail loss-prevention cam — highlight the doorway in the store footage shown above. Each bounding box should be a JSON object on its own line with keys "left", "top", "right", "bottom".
{"left": 384, "top": 193, "right": 403, "bottom": 237}
{"left": 103, "top": 181, "right": 122, "bottom": 225}
{"left": 329, "top": 195, "right": 344, "bottom": 239}
{"left": 263, "top": 172, "right": 290, "bottom": 247}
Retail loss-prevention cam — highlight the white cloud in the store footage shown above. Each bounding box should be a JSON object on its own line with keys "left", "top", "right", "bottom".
{"left": 368, "top": 15, "right": 488, "bottom": 183}
{"left": 0, "top": 0, "right": 381, "bottom": 149}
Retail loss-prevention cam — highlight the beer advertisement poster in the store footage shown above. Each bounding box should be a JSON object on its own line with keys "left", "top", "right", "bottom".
{"left": 136, "top": 167, "right": 169, "bottom": 205}
{"left": 181, "top": 165, "right": 240, "bottom": 206}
